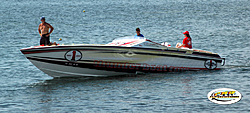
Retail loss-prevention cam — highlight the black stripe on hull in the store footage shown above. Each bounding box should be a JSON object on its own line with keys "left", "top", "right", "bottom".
{"left": 28, "top": 49, "right": 223, "bottom": 63}
{"left": 27, "top": 57, "right": 212, "bottom": 74}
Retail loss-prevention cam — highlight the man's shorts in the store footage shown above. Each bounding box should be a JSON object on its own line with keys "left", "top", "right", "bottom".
{"left": 40, "top": 33, "right": 50, "bottom": 45}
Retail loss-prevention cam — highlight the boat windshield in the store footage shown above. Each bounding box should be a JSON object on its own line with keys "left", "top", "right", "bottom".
{"left": 112, "top": 36, "right": 145, "bottom": 41}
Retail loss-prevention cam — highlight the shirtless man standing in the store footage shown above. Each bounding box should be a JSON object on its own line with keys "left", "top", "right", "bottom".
{"left": 38, "top": 16, "right": 54, "bottom": 46}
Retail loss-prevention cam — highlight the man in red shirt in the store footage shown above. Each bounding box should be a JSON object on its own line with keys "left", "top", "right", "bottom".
{"left": 176, "top": 31, "right": 192, "bottom": 49}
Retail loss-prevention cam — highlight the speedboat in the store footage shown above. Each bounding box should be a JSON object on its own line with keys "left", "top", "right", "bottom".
{"left": 20, "top": 36, "right": 225, "bottom": 78}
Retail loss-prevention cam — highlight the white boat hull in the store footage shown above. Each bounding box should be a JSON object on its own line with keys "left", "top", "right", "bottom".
{"left": 21, "top": 45, "right": 225, "bottom": 77}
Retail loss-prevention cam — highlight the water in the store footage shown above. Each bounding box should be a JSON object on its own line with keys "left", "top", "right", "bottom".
{"left": 1, "top": 0, "right": 250, "bottom": 112}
